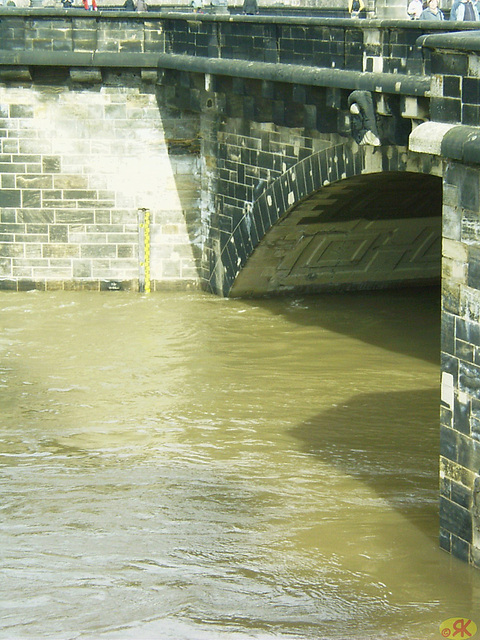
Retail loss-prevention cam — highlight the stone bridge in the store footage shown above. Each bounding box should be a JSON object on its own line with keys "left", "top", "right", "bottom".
{"left": 0, "top": 10, "right": 479, "bottom": 568}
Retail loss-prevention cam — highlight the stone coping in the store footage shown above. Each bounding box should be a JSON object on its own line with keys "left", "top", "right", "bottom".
{"left": 409, "top": 121, "right": 480, "bottom": 165}
{"left": 157, "top": 53, "right": 432, "bottom": 95}
{"left": 0, "top": 50, "right": 161, "bottom": 68}
{"left": 410, "top": 121, "right": 456, "bottom": 156}
{"left": 418, "top": 29, "right": 480, "bottom": 52}
{"left": 0, "top": 7, "right": 479, "bottom": 28}
{"left": 442, "top": 125, "right": 480, "bottom": 164}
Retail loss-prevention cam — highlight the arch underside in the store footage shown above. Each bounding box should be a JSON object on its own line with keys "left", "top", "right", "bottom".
{"left": 230, "top": 171, "right": 442, "bottom": 298}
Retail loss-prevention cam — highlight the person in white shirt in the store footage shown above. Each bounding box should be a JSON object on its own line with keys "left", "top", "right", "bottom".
{"left": 407, "top": 0, "right": 423, "bottom": 18}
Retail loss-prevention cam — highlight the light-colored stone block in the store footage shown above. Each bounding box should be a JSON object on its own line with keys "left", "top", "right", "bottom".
{"left": 409, "top": 121, "right": 456, "bottom": 156}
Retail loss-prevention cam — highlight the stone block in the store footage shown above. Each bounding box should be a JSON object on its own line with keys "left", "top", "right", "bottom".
{"left": 472, "top": 416, "right": 480, "bottom": 442}
{"left": 64, "top": 281, "right": 99, "bottom": 291}
{"left": 440, "top": 528, "right": 451, "bottom": 552}
{"left": 56, "top": 211, "right": 95, "bottom": 224}
{"left": 452, "top": 535, "right": 471, "bottom": 563}
{"left": 440, "top": 495, "right": 472, "bottom": 543}
{"left": 25, "top": 244, "right": 42, "bottom": 259}
{"left": 53, "top": 175, "right": 89, "bottom": 189}
{"left": 430, "top": 97, "right": 462, "bottom": 125}
{"left": 0, "top": 258, "right": 12, "bottom": 276}
{"left": 117, "top": 245, "right": 134, "bottom": 258}
{"left": 463, "top": 104, "right": 480, "bottom": 127}
{"left": 443, "top": 75, "right": 461, "bottom": 99}
{"left": 454, "top": 392, "right": 472, "bottom": 435}
{"left": 431, "top": 52, "right": 469, "bottom": 77}
{"left": 81, "top": 245, "right": 117, "bottom": 259}
{"left": 0, "top": 190, "right": 21, "bottom": 208}
{"left": 19, "top": 140, "right": 52, "bottom": 155}
{"left": 10, "top": 105, "right": 34, "bottom": 119}
{"left": 461, "top": 287, "right": 480, "bottom": 324}
{"left": 459, "top": 360, "right": 480, "bottom": 396}
{"left": 468, "top": 245, "right": 480, "bottom": 284}
{"left": 456, "top": 339, "right": 475, "bottom": 364}
{"left": 443, "top": 237, "right": 468, "bottom": 263}
{"left": 442, "top": 204, "right": 461, "bottom": 241}
{"left": 0, "top": 279, "right": 18, "bottom": 290}
{"left": 17, "top": 210, "right": 53, "bottom": 224}
{"left": 443, "top": 257, "right": 467, "bottom": 284}
{"left": 462, "top": 215, "right": 480, "bottom": 243}
{"left": 0, "top": 239, "right": 25, "bottom": 257}
{"left": 42, "top": 156, "right": 61, "bottom": 173}
{"left": 2, "top": 174, "right": 15, "bottom": 190}
{"left": 458, "top": 432, "right": 480, "bottom": 474}
{"left": 463, "top": 76, "right": 480, "bottom": 105}
{"left": 35, "top": 267, "right": 72, "bottom": 280}
{"left": 441, "top": 425, "right": 458, "bottom": 463}
{"left": 49, "top": 225, "right": 68, "bottom": 243}
{"left": 26, "top": 223, "right": 48, "bottom": 234}
{"left": 12, "top": 264, "right": 32, "bottom": 279}
{"left": 22, "top": 190, "right": 42, "bottom": 208}
{"left": 16, "top": 280, "right": 40, "bottom": 293}
{"left": 42, "top": 244, "right": 79, "bottom": 258}
{"left": 0, "top": 222, "right": 23, "bottom": 234}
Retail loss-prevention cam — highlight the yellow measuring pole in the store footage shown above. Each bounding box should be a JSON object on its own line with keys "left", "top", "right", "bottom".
{"left": 144, "top": 209, "right": 151, "bottom": 294}
{"left": 138, "top": 208, "right": 151, "bottom": 294}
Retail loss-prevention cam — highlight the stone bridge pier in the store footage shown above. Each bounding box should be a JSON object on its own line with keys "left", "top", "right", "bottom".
{"left": 411, "top": 33, "right": 480, "bottom": 569}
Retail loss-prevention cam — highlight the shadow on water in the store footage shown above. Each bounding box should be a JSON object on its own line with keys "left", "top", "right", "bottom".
{"left": 246, "top": 284, "right": 442, "bottom": 538}
{"left": 289, "top": 387, "right": 440, "bottom": 540}
{"left": 245, "top": 284, "right": 441, "bottom": 365}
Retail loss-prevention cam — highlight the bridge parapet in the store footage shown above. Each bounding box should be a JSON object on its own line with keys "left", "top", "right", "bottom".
{"left": 0, "top": 10, "right": 478, "bottom": 78}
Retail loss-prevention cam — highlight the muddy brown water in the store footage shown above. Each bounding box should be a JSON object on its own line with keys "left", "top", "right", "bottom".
{"left": 1, "top": 287, "right": 479, "bottom": 639}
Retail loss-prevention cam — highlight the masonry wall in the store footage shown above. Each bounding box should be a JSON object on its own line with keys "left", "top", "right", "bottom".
{"left": 413, "top": 33, "right": 480, "bottom": 568}
{"left": 200, "top": 115, "right": 341, "bottom": 294}
{"left": 0, "top": 76, "right": 202, "bottom": 291}
{"left": 440, "top": 160, "right": 480, "bottom": 568}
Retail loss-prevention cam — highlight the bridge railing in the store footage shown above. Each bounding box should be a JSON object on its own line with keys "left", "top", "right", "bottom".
{"left": 0, "top": 10, "right": 477, "bottom": 77}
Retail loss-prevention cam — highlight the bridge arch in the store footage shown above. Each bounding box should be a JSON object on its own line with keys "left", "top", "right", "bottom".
{"left": 207, "top": 142, "right": 443, "bottom": 297}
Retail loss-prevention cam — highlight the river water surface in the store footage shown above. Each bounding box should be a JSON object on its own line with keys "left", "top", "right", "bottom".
{"left": 1, "top": 287, "right": 479, "bottom": 640}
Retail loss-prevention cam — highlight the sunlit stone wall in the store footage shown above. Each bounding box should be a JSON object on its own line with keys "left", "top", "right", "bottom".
{"left": 0, "top": 78, "right": 202, "bottom": 291}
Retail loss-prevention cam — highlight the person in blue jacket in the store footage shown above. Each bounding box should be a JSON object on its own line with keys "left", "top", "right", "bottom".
{"left": 450, "top": 0, "right": 479, "bottom": 20}
{"left": 421, "top": 0, "right": 445, "bottom": 18}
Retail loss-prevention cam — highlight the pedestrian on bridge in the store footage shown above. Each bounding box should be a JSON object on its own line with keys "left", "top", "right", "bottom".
{"left": 407, "top": 0, "right": 423, "bottom": 18}
{"left": 348, "top": 0, "right": 365, "bottom": 17}
{"left": 449, "top": 0, "right": 479, "bottom": 19}
{"left": 420, "top": 0, "right": 445, "bottom": 18}
{"left": 242, "top": 0, "right": 258, "bottom": 14}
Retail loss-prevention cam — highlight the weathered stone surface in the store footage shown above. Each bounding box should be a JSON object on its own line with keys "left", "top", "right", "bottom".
{"left": 0, "top": 77, "right": 201, "bottom": 291}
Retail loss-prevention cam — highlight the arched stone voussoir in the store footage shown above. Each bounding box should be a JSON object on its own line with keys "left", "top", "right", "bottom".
{"left": 254, "top": 142, "right": 360, "bottom": 232}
